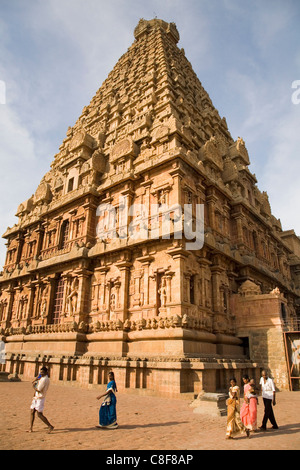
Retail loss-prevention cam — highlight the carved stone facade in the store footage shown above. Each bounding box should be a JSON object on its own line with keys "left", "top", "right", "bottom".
{"left": 0, "top": 19, "right": 299, "bottom": 396}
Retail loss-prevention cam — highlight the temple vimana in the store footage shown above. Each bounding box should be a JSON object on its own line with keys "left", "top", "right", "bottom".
{"left": 1, "top": 19, "right": 299, "bottom": 397}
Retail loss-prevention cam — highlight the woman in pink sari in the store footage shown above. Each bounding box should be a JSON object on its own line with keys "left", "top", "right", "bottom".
{"left": 240, "top": 375, "right": 258, "bottom": 432}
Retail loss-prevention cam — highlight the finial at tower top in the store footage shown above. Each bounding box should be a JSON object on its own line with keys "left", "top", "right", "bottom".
{"left": 134, "top": 18, "right": 180, "bottom": 43}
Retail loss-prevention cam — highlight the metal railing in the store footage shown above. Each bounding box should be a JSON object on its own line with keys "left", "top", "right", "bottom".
{"left": 282, "top": 318, "right": 300, "bottom": 332}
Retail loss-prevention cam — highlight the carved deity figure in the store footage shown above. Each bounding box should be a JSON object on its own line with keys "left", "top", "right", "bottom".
{"left": 158, "top": 277, "right": 167, "bottom": 308}
{"left": 40, "top": 285, "right": 49, "bottom": 319}
{"left": 110, "top": 292, "right": 116, "bottom": 313}
{"left": 66, "top": 278, "right": 79, "bottom": 316}
{"left": 0, "top": 301, "right": 8, "bottom": 322}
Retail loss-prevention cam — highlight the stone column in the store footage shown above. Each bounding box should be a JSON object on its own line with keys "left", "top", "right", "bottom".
{"left": 165, "top": 270, "right": 174, "bottom": 304}
{"left": 116, "top": 257, "right": 132, "bottom": 322}
{"left": 5, "top": 286, "right": 15, "bottom": 325}
{"left": 169, "top": 162, "right": 184, "bottom": 239}
{"left": 167, "top": 243, "right": 189, "bottom": 316}
{"left": 232, "top": 211, "right": 244, "bottom": 246}
{"left": 82, "top": 199, "right": 98, "bottom": 245}
{"left": 140, "top": 175, "right": 153, "bottom": 235}
{"left": 211, "top": 264, "right": 223, "bottom": 314}
{"left": 35, "top": 223, "right": 45, "bottom": 258}
{"left": 198, "top": 256, "right": 211, "bottom": 307}
{"left": 206, "top": 192, "right": 217, "bottom": 231}
{"left": 119, "top": 185, "right": 135, "bottom": 241}
{"left": 15, "top": 231, "right": 25, "bottom": 265}
{"left": 73, "top": 268, "right": 93, "bottom": 324}
{"left": 136, "top": 253, "right": 154, "bottom": 308}
{"left": 98, "top": 266, "right": 110, "bottom": 314}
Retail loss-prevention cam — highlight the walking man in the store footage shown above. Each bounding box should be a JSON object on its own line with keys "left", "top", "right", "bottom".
{"left": 29, "top": 366, "right": 54, "bottom": 433}
{"left": 259, "top": 370, "right": 278, "bottom": 431}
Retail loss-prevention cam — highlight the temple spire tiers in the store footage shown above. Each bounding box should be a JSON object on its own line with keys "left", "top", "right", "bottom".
{"left": 0, "top": 19, "right": 299, "bottom": 396}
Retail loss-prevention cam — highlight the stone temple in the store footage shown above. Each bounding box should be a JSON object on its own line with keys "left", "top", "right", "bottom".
{"left": 0, "top": 19, "right": 299, "bottom": 397}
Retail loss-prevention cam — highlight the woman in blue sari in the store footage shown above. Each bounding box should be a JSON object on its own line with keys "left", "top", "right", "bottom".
{"left": 96, "top": 371, "right": 118, "bottom": 429}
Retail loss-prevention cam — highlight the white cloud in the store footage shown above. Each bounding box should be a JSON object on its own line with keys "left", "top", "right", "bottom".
{"left": 221, "top": 67, "right": 300, "bottom": 234}
{"left": 0, "top": 104, "right": 38, "bottom": 266}
{"left": 262, "top": 106, "right": 300, "bottom": 234}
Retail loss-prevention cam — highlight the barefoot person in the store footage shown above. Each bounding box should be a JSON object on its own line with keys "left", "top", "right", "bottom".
{"left": 240, "top": 375, "right": 258, "bottom": 432}
{"left": 96, "top": 371, "right": 118, "bottom": 429}
{"left": 259, "top": 370, "right": 278, "bottom": 431}
{"left": 29, "top": 366, "right": 54, "bottom": 433}
{"left": 226, "top": 378, "right": 250, "bottom": 439}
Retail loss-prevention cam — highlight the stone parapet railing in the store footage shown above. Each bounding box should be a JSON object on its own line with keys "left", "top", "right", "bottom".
{"left": 0, "top": 314, "right": 234, "bottom": 337}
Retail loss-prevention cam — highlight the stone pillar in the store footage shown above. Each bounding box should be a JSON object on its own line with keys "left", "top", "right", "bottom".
{"left": 73, "top": 268, "right": 93, "bottom": 323}
{"left": 137, "top": 253, "right": 154, "bottom": 308}
{"left": 167, "top": 243, "right": 189, "bottom": 315}
{"left": 198, "top": 256, "right": 211, "bottom": 308}
{"left": 116, "top": 259, "right": 132, "bottom": 322}
{"left": 82, "top": 199, "right": 98, "bottom": 245}
{"left": 140, "top": 174, "right": 153, "bottom": 231}
{"left": 35, "top": 223, "right": 45, "bottom": 258}
{"left": 232, "top": 212, "right": 244, "bottom": 246}
{"left": 206, "top": 193, "right": 217, "bottom": 231}
{"left": 165, "top": 270, "right": 174, "bottom": 304}
{"left": 119, "top": 185, "right": 135, "bottom": 240}
{"left": 15, "top": 231, "right": 25, "bottom": 265}
{"left": 5, "top": 287, "right": 15, "bottom": 326}
{"left": 211, "top": 264, "right": 223, "bottom": 313}
{"left": 99, "top": 266, "right": 110, "bottom": 314}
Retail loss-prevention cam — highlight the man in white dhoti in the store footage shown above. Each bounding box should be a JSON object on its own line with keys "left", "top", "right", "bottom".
{"left": 29, "top": 366, "right": 54, "bottom": 433}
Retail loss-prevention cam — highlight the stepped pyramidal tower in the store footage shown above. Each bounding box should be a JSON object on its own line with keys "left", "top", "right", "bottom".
{"left": 1, "top": 19, "right": 299, "bottom": 396}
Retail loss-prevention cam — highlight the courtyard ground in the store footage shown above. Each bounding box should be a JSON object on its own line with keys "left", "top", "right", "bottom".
{"left": 0, "top": 381, "right": 299, "bottom": 451}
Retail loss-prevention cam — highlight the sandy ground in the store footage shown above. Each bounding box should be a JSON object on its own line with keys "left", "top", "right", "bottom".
{"left": 0, "top": 381, "right": 299, "bottom": 451}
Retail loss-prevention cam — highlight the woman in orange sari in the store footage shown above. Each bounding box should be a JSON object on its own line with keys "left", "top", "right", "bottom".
{"left": 240, "top": 375, "right": 258, "bottom": 432}
{"left": 226, "top": 378, "right": 250, "bottom": 439}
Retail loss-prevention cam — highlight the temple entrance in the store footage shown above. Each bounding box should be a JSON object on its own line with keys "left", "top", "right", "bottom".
{"left": 239, "top": 336, "right": 250, "bottom": 359}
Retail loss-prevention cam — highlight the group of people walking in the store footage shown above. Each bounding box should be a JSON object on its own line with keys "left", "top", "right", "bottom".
{"left": 28, "top": 366, "right": 278, "bottom": 439}
{"left": 28, "top": 367, "right": 118, "bottom": 433}
{"left": 226, "top": 370, "right": 279, "bottom": 439}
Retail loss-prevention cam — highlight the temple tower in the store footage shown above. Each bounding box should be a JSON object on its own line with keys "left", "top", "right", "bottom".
{"left": 0, "top": 19, "right": 299, "bottom": 396}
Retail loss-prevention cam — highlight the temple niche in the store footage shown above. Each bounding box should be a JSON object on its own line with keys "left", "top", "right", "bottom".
{"left": 0, "top": 18, "right": 299, "bottom": 397}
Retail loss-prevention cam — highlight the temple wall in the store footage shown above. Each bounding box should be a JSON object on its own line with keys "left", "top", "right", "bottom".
{"left": 232, "top": 289, "right": 290, "bottom": 390}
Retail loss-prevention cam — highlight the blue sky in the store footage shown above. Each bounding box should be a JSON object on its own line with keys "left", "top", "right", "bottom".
{"left": 0, "top": 0, "right": 299, "bottom": 267}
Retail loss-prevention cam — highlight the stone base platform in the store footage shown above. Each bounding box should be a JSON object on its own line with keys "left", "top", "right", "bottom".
{"left": 1, "top": 349, "right": 261, "bottom": 398}
{"left": 190, "top": 392, "right": 228, "bottom": 416}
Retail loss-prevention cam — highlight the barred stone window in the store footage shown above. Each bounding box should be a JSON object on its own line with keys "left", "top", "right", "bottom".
{"left": 52, "top": 277, "right": 65, "bottom": 324}
{"left": 190, "top": 275, "right": 195, "bottom": 304}
{"left": 59, "top": 220, "right": 70, "bottom": 249}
